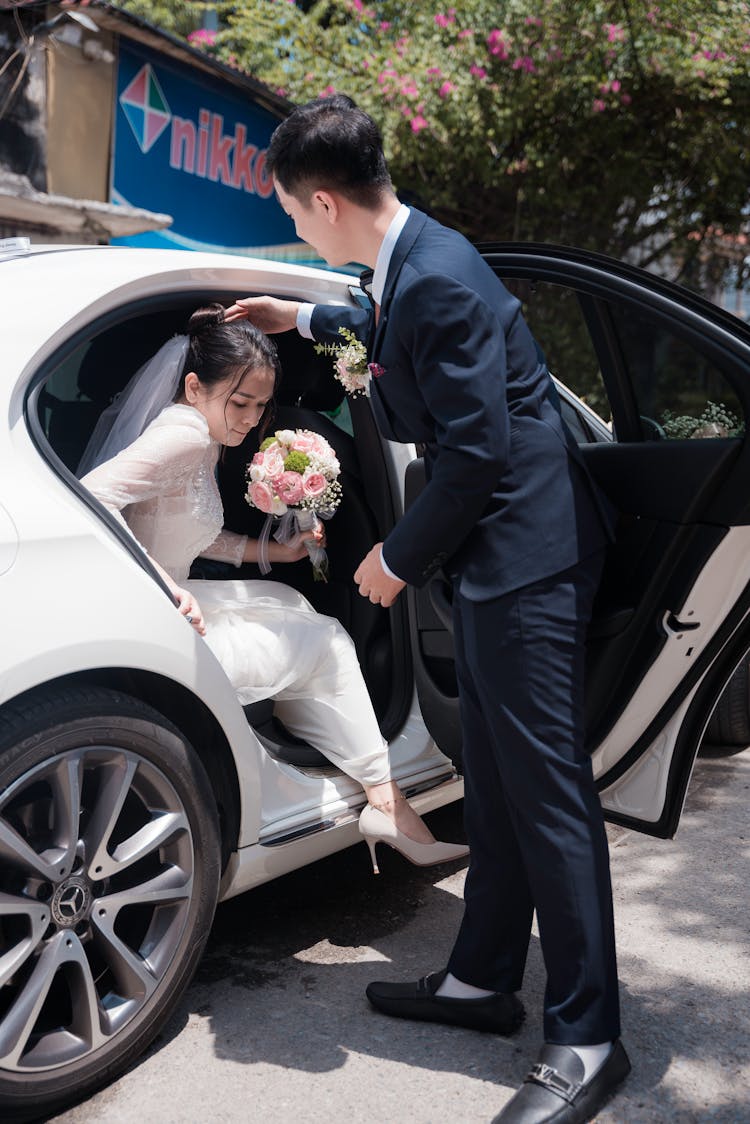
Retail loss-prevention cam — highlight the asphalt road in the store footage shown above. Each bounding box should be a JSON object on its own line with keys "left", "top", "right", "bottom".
{"left": 52, "top": 750, "right": 749, "bottom": 1124}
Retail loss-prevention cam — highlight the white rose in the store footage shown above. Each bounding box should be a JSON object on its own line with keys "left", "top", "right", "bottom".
{"left": 275, "top": 429, "right": 296, "bottom": 447}
{"left": 249, "top": 463, "right": 265, "bottom": 482}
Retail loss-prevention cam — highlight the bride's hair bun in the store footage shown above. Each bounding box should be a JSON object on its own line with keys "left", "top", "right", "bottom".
{"left": 187, "top": 303, "right": 225, "bottom": 335}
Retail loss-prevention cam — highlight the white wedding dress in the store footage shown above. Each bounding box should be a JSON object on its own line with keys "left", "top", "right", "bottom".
{"left": 81, "top": 403, "right": 391, "bottom": 786}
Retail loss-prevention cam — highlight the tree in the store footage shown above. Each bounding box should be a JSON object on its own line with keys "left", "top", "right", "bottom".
{"left": 116, "top": 0, "right": 210, "bottom": 38}
{"left": 120, "top": 2, "right": 750, "bottom": 275}
{"left": 180, "top": 1, "right": 750, "bottom": 279}
{"left": 118, "top": 0, "right": 750, "bottom": 412}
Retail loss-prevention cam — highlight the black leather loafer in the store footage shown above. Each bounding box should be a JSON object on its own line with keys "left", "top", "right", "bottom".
{"left": 365, "top": 969, "right": 525, "bottom": 1034}
{"left": 492, "top": 1039, "right": 631, "bottom": 1123}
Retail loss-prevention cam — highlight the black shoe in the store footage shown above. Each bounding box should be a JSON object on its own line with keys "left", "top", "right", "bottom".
{"left": 365, "top": 969, "right": 524, "bottom": 1034}
{"left": 492, "top": 1040, "right": 631, "bottom": 1123}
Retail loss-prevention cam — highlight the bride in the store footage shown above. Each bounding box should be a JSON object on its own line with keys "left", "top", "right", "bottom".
{"left": 79, "top": 303, "right": 468, "bottom": 872}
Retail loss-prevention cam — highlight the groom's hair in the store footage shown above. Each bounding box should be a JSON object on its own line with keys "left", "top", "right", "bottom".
{"left": 267, "top": 95, "right": 393, "bottom": 208}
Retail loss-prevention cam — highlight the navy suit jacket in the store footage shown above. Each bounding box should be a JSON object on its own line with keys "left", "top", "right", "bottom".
{"left": 311, "top": 209, "right": 612, "bottom": 601}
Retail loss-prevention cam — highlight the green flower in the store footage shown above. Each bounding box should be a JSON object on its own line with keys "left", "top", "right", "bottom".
{"left": 259, "top": 436, "right": 277, "bottom": 451}
{"left": 283, "top": 450, "right": 311, "bottom": 473}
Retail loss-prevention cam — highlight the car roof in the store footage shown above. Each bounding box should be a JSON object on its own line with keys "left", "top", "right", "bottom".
{"left": 2, "top": 245, "right": 353, "bottom": 398}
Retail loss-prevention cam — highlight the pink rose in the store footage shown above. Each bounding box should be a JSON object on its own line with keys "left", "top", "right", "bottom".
{"left": 263, "top": 450, "right": 285, "bottom": 478}
{"left": 292, "top": 433, "right": 316, "bottom": 453}
{"left": 309, "top": 435, "right": 330, "bottom": 457}
{"left": 249, "top": 481, "right": 275, "bottom": 514}
{"left": 252, "top": 452, "right": 265, "bottom": 465}
{"left": 303, "top": 472, "right": 328, "bottom": 498}
{"left": 274, "top": 471, "right": 304, "bottom": 505}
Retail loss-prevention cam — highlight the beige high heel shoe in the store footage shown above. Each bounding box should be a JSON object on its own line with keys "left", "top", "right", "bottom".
{"left": 358, "top": 804, "right": 469, "bottom": 874}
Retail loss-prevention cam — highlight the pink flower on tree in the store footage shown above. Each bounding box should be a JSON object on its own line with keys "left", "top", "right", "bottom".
{"left": 604, "top": 23, "right": 626, "bottom": 43}
{"left": 379, "top": 21, "right": 391, "bottom": 31}
{"left": 458, "top": 29, "right": 473, "bottom": 39}
{"left": 439, "top": 80, "right": 455, "bottom": 97}
{"left": 487, "top": 29, "right": 509, "bottom": 59}
{"left": 188, "top": 28, "right": 216, "bottom": 47}
{"left": 470, "top": 64, "right": 488, "bottom": 78}
{"left": 513, "top": 56, "right": 536, "bottom": 73}
{"left": 411, "top": 115, "right": 428, "bottom": 133}
{"left": 593, "top": 99, "right": 607, "bottom": 113}
{"left": 401, "top": 80, "right": 419, "bottom": 96}
{"left": 620, "top": 92, "right": 633, "bottom": 105}
{"left": 435, "top": 11, "right": 456, "bottom": 28}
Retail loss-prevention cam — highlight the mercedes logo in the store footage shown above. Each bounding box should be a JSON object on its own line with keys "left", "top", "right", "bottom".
{"left": 58, "top": 884, "right": 86, "bottom": 918}
{"left": 51, "top": 877, "right": 92, "bottom": 927}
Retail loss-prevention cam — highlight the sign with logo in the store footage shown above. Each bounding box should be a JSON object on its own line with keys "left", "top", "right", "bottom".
{"left": 112, "top": 41, "right": 297, "bottom": 255}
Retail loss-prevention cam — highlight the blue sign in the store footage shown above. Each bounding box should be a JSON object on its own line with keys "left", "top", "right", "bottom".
{"left": 112, "top": 41, "right": 297, "bottom": 254}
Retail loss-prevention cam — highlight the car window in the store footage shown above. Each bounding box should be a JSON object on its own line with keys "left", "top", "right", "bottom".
{"left": 607, "top": 302, "right": 745, "bottom": 441}
{"left": 38, "top": 342, "right": 101, "bottom": 473}
{"left": 504, "top": 278, "right": 611, "bottom": 423}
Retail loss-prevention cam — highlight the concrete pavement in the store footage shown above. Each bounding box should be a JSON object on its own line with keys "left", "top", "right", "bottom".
{"left": 52, "top": 751, "right": 750, "bottom": 1123}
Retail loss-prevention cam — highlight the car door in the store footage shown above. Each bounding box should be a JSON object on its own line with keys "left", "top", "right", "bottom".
{"left": 408, "top": 244, "right": 750, "bottom": 838}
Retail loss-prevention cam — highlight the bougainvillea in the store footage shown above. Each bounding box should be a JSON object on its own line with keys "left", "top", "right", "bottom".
{"left": 122, "top": 1, "right": 750, "bottom": 295}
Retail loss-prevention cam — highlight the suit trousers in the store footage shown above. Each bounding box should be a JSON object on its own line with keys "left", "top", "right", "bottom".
{"left": 446, "top": 550, "right": 621, "bottom": 1044}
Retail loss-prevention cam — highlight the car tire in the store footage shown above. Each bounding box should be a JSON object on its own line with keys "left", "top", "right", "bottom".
{"left": 701, "top": 660, "right": 750, "bottom": 757}
{"left": 0, "top": 685, "right": 221, "bottom": 1121}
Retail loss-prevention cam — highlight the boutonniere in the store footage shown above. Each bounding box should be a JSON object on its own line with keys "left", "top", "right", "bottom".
{"left": 314, "top": 327, "right": 385, "bottom": 396}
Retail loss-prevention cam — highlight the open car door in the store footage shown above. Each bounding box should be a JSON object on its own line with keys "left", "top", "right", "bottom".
{"left": 407, "top": 245, "right": 750, "bottom": 838}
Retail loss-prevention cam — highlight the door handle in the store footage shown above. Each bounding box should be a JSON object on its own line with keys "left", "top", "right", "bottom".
{"left": 662, "top": 610, "right": 701, "bottom": 637}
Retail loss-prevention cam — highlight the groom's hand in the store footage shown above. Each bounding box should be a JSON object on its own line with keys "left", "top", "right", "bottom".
{"left": 354, "top": 544, "right": 406, "bottom": 607}
{"left": 224, "top": 295, "right": 300, "bottom": 333}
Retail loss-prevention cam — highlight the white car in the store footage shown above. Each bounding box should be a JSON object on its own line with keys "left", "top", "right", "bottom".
{"left": 1, "top": 240, "right": 748, "bottom": 1119}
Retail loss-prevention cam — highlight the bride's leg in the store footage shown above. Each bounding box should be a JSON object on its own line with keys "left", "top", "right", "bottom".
{"left": 272, "top": 623, "right": 436, "bottom": 843}
{"left": 363, "top": 780, "right": 436, "bottom": 845}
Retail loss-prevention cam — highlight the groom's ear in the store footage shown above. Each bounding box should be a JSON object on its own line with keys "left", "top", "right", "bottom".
{"left": 312, "top": 189, "right": 340, "bottom": 223}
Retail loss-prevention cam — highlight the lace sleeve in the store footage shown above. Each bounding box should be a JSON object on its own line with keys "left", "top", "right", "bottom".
{"left": 200, "top": 529, "right": 248, "bottom": 568}
{"left": 80, "top": 415, "right": 208, "bottom": 536}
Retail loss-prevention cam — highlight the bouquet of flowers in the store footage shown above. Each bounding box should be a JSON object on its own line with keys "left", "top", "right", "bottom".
{"left": 314, "top": 326, "right": 385, "bottom": 396}
{"left": 245, "top": 428, "right": 342, "bottom": 581}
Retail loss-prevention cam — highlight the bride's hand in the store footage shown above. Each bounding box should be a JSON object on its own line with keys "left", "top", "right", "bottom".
{"left": 172, "top": 585, "right": 206, "bottom": 635}
{"left": 270, "top": 526, "right": 326, "bottom": 564}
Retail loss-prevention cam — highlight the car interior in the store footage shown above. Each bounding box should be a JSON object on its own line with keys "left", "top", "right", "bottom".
{"left": 35, "top": 296, "right": 415, "bottom": 767}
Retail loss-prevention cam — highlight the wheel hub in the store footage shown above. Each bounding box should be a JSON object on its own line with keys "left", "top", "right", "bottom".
{"left": 50, "top": 876, "right": 92, "bottom": 928}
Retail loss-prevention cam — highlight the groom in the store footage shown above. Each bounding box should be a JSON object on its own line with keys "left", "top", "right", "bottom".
{"left": 227, "top": 95, "right": 629, "bottom": 1123}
